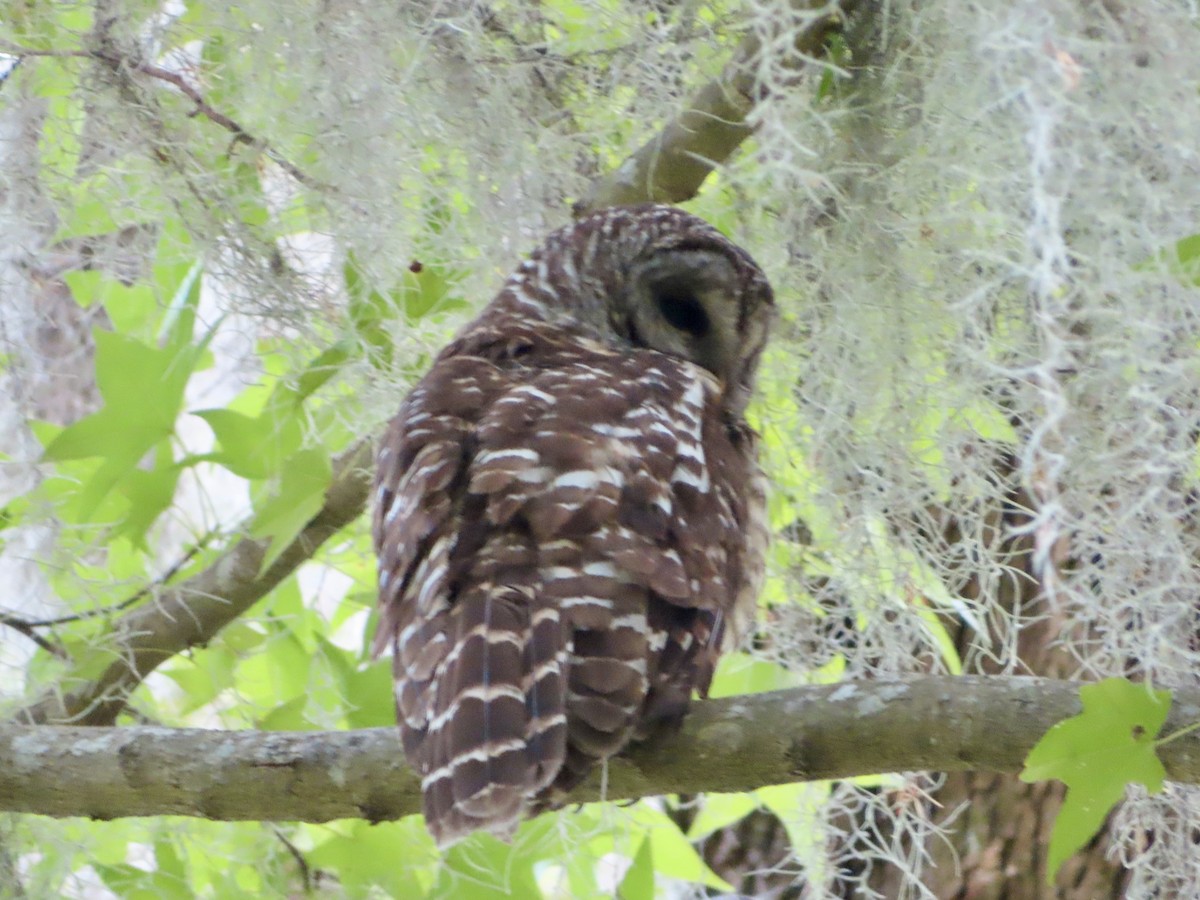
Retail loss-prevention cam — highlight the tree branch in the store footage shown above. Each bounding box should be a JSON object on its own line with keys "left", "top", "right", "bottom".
{"left": 576, "top": 0, "right": 871, "bottom": 212}
{"left": 0, "top": 41, "right": 325, "bottom": 191}
{"left": 3, "top": 677, "right": 1197, "bottom": 822}
{"left": 17, "top": 440, "right": 374, "bottom": 727}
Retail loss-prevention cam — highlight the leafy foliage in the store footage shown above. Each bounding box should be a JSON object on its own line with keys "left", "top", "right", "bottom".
{"left": 0, "top": 1, "right": 795, "bottom": 895}
{"left": 4, "top": 0, "right": 1200, "bottom": 896}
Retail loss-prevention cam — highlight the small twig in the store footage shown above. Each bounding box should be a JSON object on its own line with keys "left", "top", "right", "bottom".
{"left": 270, "top": 826, "right": 314, "bottom": 895}
{"left": 117, "top": 58, "right": 322, "bottom": 190}
{"left": 129, "top": 60, "right": 255, "bottom": 142}
{"left": 0, "top": 615, "right": 67, "bottom": 659}
{"left": 0, "top": 531, "right": 216, "bottom": 631}
{"left": 0, "top": 44, "right": 90, "bottom": 59}
{"left": 0, "top": 42, "right": 325, "bottom": 191}
{"left": 1157, "top": 718, "right": 1200, "bottom": 748}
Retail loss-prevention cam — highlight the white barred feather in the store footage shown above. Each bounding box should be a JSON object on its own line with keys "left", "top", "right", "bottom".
{"left": 373, "top": 204, "right": 773, "bottom": 848}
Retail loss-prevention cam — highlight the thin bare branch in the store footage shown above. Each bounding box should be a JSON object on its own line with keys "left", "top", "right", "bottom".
{"left": 0, "top": 615, "right": 66, "bottom": 659}
{"left": 1, "top": 532, "right": 215, "bottom": 631}
{"left": 0, "top": 42, "right": 324, "bottom": 190}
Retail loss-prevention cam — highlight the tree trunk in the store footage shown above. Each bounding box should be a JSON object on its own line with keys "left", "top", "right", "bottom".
{"left": 833, "top": 462, "right": 1131, "bottom": 897}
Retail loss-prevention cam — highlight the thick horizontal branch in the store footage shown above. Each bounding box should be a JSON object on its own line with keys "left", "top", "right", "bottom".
{"left": 4, "top": 676, "right": 1199, "bottom": 822}
{"left": 18, "top": 440, "right": 374, "bottom": 727}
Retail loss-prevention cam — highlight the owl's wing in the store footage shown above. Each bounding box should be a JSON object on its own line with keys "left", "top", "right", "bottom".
{"left": 373, "top": 344, "right": 764, "bottom": 846}
{"left": 376, "top": 348, "right": 574, "bottom": 846}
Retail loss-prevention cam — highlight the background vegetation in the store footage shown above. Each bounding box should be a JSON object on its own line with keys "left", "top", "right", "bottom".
{"left": 1, "top": 0, "right": 1199, "bottom": 896}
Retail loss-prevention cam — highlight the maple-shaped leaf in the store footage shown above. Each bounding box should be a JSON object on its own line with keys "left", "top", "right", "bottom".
{"left": 1021, "top": 678, "right": 1171, "bottom": 884}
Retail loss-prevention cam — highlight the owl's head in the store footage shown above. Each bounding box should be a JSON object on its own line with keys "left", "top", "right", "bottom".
{"left": 509, "top": 204, "right": 776, "bottom": 417}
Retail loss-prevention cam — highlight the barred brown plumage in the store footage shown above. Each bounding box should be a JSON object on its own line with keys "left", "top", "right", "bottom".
{"left": 372, "top": 204, "right": 774, "bottom": 848}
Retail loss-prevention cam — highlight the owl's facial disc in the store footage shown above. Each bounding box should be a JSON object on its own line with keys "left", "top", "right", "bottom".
{"left": 623, "top": 249, "right": 755, "bottom": 402}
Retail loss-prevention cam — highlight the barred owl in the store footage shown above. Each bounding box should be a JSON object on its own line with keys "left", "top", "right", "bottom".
{"left": 373, "top": 204, "right": 774, "bottom": 848}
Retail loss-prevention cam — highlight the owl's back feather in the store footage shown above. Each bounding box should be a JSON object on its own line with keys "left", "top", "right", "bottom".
{"left": 373, "top": 205, "right": 771, "bottom": 847}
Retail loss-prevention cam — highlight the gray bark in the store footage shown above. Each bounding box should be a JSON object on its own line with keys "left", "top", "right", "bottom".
{"left": 2, "top": 676, "right": 1197, "bottom": 824}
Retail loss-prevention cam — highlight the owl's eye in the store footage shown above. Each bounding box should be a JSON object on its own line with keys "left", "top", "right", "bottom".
{"left": 654, "top": 285, "right": 710, "bottom": 337}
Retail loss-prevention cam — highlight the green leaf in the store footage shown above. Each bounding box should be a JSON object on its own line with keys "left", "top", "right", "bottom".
{"left": 113, "top": 447, "right": 183, "bottom": 548}
{"left": 234, "top": 631, "right": 311, "bottom": 711}
{"left": 440, "top": 832, "right": 543, "bottom": 899}
{"left": 1137, "top": 233, "right": 1200, "bottom": 287}
{"left": 1163, "top": 234, "right": 1200, "bottom": 286}
{"left": 258, "top": 695, "right": 310, "bottom": 730}
{"left": 627, "top": 805, "right": 732, "bottom": 891}
{"left": 756, "top": 782, "right": 828, "bottom": 860}
{"left": 53, "top": 189, "right": 122, "bottom": 243}
{"left": 232, "top": 159, "right": 270, "bottom": 228}
{"left": 6, "top": 4, "right": 93, "bottom": 52}
{"left": 36, "top": 80, "right": 86, "bottom": 183}
{"left": 94, "top": 861, "right": 191, "bottom": 900}
{"left": 161, "top": 646, "right": 238, "bottom": 714}
{"left": 43, "top": 333, "right": 188, "bottom": 518}
{"left": 221, "top": 621, "right": 269, "bottom": 654}
{"left": 708, "top": 651, "right": 799, "bottom": 698}
{"left": 159, "top": 260, "right": 205, "bottom": 349}
{"left": 315, "top": 635, "right": 394, "bottom": 728}
{"left": 195, "top": 335, "right": 346, "bottom": 487}
{"left": 195, "top": 407, "right": 303, "bottom": 480}
{"left": 685, "top": 793, "right": 758, "bottom": 840}
{"left": 249, "top": 447, "right": 333, "bottom": 575}
{"left": 345, "top": 254, "right": 401, "bottom": 366}
{"left": 45, "top": 333, "right": 176, "bottom": 459}
{"left": 94, "top": 863, "right": 159, "bottom": 899}
{"left": 1021, "top": 678, "right": 1171, "bottom": 883}
{"left": 308, "top": 820, "right": 436, "bottom": 895}
{"left": 155, "top": 838, "right": 187, "bottom": 883}
{"left": 344, "top": 255, "right": 459, "bottom": 368}
{"left": 343, "top": 660, "right": 396, "bottom": 729}
{"left": 618, "top": 838, "right": 654, "bottom": 900}
{"left": 401, "top": 263, "right": 453, "bottom": 321}
{"left": 62, "top": 271, "right": 156, "bottom": 333}
{"left": 0, "top": 494, "right": 31, "bottom": 533}
{"left": 960, "top": 401, "right": 1019, "bottom": 444}
{"left": 42, "top": 265, "right": 212, "bottom": 524}
{"left": 296, "top": 340, "right": 354, "bottom": 400}
{"left": 815, "top": 33, "right": 848, "bottom": 103}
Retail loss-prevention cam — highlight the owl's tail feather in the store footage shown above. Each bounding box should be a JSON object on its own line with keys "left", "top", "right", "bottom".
{"left": 544, "top": 590, "right": 653, "bottom": 800}
{"left": 419, "top": 590, "right": 567, "bottom": 849}
{"left": 524, "top": 602, "right": 569, "bottom": 789}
